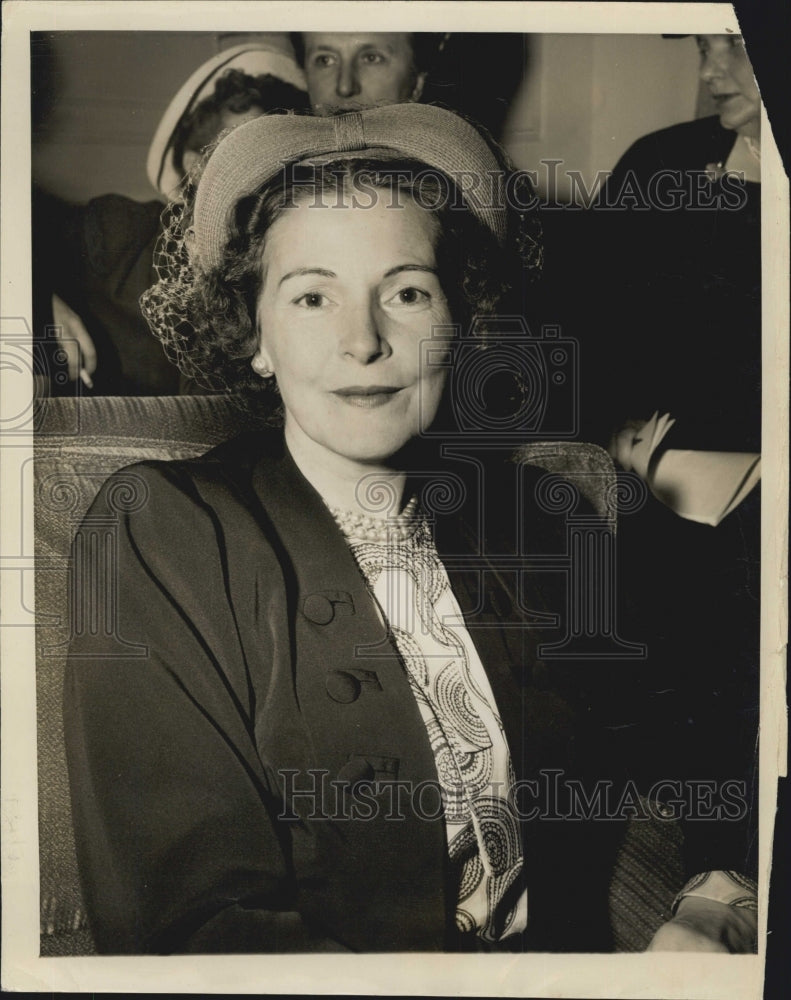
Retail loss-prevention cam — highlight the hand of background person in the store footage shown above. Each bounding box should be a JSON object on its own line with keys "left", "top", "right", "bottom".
{"left": 51, "top": 293, "right": 96, "bottom": 387}
{"left": 646, "top": 896, "right": 757, "bottom": 953}
{"left": 607, "top": 417, "right": 649, "bottom": 472}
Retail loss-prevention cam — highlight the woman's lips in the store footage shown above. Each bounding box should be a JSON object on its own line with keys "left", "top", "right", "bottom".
{"left": 332, "top": 386, "right": 403, "bottom": 409}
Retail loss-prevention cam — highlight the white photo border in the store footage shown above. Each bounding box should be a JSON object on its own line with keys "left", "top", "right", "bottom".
{"left": 2, "top": 2, "right": 786, "bottom": 996}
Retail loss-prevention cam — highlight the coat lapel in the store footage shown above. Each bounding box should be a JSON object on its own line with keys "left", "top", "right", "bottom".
{"left": 249, "top": 440, "right": 450, "bottom": 950}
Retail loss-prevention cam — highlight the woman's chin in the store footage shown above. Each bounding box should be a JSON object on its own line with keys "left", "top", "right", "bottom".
{"left": 718, "top": 102, "right": 760, "bottom": 136}
{"left": 325, "top": 431, "right": 434, "bottom": 469}
{"left": 332, "top": 441, "right": 415, "bottom": 468}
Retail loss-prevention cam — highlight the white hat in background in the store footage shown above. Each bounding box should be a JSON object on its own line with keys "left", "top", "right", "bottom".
{"left": 147, "top": 42, "right": 307, "bottom": 199}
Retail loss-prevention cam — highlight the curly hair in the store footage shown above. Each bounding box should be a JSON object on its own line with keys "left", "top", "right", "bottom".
{"left": 170, "top": 69, "right": 310, "bottom": 179}
{"left": 143, "top": 153, "right": 542, "bottom": 414}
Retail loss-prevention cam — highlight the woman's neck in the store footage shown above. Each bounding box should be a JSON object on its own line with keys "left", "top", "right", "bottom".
{"left": 737, "top": 119, "right": 760, "bottom": 143}
{"left": 724, "top": 127, "right": 761, "bottom": 183}
{"left": 284, "top": 423, "right": 407, "bottom": 517}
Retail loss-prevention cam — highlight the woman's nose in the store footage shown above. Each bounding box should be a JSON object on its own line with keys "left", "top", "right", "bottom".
{"left": 336, "top": 59, "right": 360, "bottom": 98}
{"left": 340, "top": 306, "right": 390, "bottom": 364}
{"left": 700, "top": 51, "right": 726, "bottom": 82}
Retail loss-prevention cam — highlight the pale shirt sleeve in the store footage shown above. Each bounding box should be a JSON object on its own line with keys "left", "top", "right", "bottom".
{"left": 672, "top": 870, "right": 758, "bottom": 913}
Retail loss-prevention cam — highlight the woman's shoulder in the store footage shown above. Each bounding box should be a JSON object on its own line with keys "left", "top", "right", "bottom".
{"left": 87, "top": 430, "right": 283, "bottom": 530}
{"left": 611, "top": 115, "right": 736, "bottom": 180}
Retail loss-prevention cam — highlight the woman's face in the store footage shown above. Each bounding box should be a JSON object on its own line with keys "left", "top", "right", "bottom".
{"left": 253, "top": 185, "right": 453, "bottom": 468}
{"left": 697, "top": 35, "right": 760, "bottom": 136}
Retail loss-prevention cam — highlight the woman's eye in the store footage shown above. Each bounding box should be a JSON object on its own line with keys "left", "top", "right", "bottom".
{"left": 294, "top": 292, "right": 327, "bottom": 309}
{"left": 312, "top": 54, "right": 335, "bottom": 68}
{"left": 361, "top": 51, "right": 385, "bottom": 65}
{"left": 386, "top": 286, "right": 430, "bottom": 307}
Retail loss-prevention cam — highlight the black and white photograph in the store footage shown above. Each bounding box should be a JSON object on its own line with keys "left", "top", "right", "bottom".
{"left": 1, "top": 1, "right": 787, "bottom": 995}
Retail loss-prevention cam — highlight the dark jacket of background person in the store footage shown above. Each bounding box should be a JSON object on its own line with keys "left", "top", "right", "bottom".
{"left": 64, "top": 430, "right": 755, "bottom": 954}
{"left": 572, "top": 115, "right": 760, "bottom": 454}
{"left": 596, "top": 112, "right": 761, "bottom": 699}
{"left": 33, "top": 186, "right": 178, "bottom": 396}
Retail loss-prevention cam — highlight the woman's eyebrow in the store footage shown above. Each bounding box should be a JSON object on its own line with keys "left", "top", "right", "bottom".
{"left": 384, "top": 264, "right": 439, "bottom": 278}
{"left": 278, "top": 267, "right": 336, "bottom": 286}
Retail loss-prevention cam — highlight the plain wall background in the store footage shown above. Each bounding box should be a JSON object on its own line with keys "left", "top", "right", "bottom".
{"left": 32, "top": 31, "right": 710, "bottom": 206}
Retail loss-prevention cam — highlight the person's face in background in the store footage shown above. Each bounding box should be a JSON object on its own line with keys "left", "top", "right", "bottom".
{"left": 302, "top": 33, "right": 426, "bottom": 115}
{"left": 697, "top": 34, "right": 761, "bottom": 138}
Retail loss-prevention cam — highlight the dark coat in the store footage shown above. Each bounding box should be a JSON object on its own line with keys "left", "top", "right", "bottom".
{"left": 63, "top": 431, "right": 723, "bottom": 954}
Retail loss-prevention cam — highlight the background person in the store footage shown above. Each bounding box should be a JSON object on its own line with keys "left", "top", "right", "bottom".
{"left": 33, "top": 41, "right": 308, "bottom": 396}
{"left": 65, "top": 106, "right": 756, "bottom": 955}
{"left": 583, "top": 33, "right": 761, "bottom": 457}
{"left": 291, "top": 31, "right": 441, "bottom": 115}
{"left": 593, "top": 31, "right": 762, "bottom": 671}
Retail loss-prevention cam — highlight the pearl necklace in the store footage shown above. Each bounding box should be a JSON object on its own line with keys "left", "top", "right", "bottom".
{"left": 328, "top": 494, "right": 421, "bottom": 543}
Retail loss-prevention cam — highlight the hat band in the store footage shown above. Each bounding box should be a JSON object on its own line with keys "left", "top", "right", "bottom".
{"left": 333, "top": 113, "right": 366, "bottom": 152}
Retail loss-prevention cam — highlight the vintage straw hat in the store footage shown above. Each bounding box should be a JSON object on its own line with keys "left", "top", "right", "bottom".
{"left": 191, "top": 103, "right": 508, "bottom": 270}
{"left": 147, "top": 42, "right": 307, "bottom": 199}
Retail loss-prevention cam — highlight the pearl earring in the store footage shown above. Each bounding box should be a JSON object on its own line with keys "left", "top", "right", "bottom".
{"left": 252, "top": 358, "right": 273, "bottom": 378}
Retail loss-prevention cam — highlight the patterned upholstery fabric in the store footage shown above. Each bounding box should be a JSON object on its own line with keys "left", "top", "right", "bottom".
{"left": 608, "top": 804, "right": 685, "bottom": 951}
{"left": 34, "top": 395, "right": 678, "bottom": 955}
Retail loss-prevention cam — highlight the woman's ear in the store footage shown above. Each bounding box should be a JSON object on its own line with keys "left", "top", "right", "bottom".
{"left": 251, "top": 348, "right": 274, "bottom": 379}
{"left": 411, "top": 72, "right": 427, "bottom": 103}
